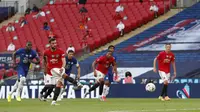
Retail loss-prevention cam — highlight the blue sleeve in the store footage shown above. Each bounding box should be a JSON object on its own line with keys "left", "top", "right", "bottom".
{"left": 15, "top": 48, "right": 23, "bottom": 55}
{"left": 114, "top": 56, "right": 117, "bottom": 61}
{"left": 32, "top": 50, "right": 38, "bottom": 59}
{"left": 74, "top": 58, "right": 78, "bottom": 65}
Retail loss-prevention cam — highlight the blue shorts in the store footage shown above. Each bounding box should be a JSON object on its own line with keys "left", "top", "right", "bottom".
{"left": 104, "top": 72, "right": 114, "bottom": 82}
{"left": 17, "top": 66, "right": 28, "bottom": 78}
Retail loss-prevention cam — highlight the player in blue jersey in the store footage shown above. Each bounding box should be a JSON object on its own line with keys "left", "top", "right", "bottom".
{"left": 7, "top": 42, "right": 40, "bottom": 102}
{"left": 84, "top": 45, "right": 118, "bottom": 101}
{"left": 57, "top": 50, "right": 82, "bottom": 101}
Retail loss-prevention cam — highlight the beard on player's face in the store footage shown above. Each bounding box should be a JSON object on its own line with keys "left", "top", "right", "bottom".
{"left": 50, "top": 42, "right": 57, "bottom": 50}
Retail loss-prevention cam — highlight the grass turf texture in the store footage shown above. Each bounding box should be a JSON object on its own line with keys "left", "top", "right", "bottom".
{"left": 1, "top": 98, "right": 200, "bottom": 112}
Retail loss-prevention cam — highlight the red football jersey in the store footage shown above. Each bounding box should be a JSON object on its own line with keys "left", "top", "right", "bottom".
{"left": 157, "top": 51, "right": 175, "bottom": 74}
{"left": 43, "top": 48, "right": 65, "bottom": 76}
{"left": 96, "top": 55, "right": 115, "bottom": 75}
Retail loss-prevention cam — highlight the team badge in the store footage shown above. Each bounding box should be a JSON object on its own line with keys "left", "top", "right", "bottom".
{"left": 56, "top": 54, "right": 59, "bottom": 58}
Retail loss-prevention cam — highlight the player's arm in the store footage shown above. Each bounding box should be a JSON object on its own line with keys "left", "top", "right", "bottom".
{"left": 171, "top": 56, "right": 176, "bottom": 79}
{"left": 92, "top": 60, "right": 97, "bottom": 77}
{"left": 112, "top": 61, "right": 118, "bottom": 76}
{"left": 12, "top": 49, "right": 21, "bottom": 66}
{"left": 76, "top": 64, "right": 81, "bottom": 80}
{"left": 153, "top": 53, "right": 161, "bottom": 73}
{"left": 153, "top": 57, "right": 157, "bottom": 73}
{"left": 43, "top": 51, "right": 48, "bottom": 75}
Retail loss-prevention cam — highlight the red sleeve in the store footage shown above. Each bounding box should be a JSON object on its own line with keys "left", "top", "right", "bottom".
{"left": 43, "top": 50, "right": 48, "bottom": 57}
{"left": 171, "top": 54, "right": 175, "bottom": 62}
{"left": 156, "top": 52, "right": 162, "bottom": 60}
{"left": 96, "top": 56, "right": 104, "bottom": 63}
{"left": 60, "top": 50, "right": 65, "bottom": 58}
{"left": 111, "top": 57, "right": 115, "bottom": 66}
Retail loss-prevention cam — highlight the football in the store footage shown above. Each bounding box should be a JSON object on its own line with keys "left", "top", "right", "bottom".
{"left": 145, "top": 83, "right": 156, "bottom": 92}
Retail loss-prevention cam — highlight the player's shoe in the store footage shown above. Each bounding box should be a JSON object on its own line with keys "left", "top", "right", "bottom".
{"left": 158, "top": 96, "right": 165, "bottom": 101}
{"left": 99, "top": 96, "right": 103, "bottom": 101}
{"left": 7, "top": 94, "right": 11, "bottom": 102}
{"left": 164, "top": 96, "right": 171, "bottom": 101}
{"left": 39, "top": 94, "right": 44, "bottom": 101}
{"left": 84, "top": 91, "right": 90, "bottom": 98}
{"left": 51, "top": 101, "right": 60, "bottom": 106}
{"left": 101, "top": 96, "right": 106, "bottom": 101}
{"left": 16, "top": 96, "right": 21, "bottom": 102}
{"left": 40, "top": 97, "right": 48, "bottom": 102}
{"left": 73, "top": 82, "right": 83, "bottom": 90}
{"left": 57, "top": 97, "right": 62, "bottom": 101}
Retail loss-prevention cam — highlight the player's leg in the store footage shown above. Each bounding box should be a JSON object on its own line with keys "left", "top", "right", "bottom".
{"left": 7, "top": 79, "right": 19, "bottom": 102}
{"left": 43, "top": 85, "right": 55, "bottom": 101}
{"left": 16, "top": 76, "right": 26, "bottom": 101}
{"left": 57, "top": 80, "right": 68, "bottom": 101}
{"left": 39, "top": 75, "right": 49, "bottom": 100}
{"left": 102, "top": 81, "right": 110, "bottom": 101}
{"left": 41, "top": 75, "right": 55, "bottom": 101}
{"left": 57, "top": 86, "right": 65, "bottom": 101}
{"left": 164, "top": 73, "right": 170, "bottom": 101}
{"left": 84, "top": 70, "right": 104, "bottom": 98}
{"left": 101, "top": 72, "right": 113, "bottom": 101}
{"left": 15, "top": 68, "right": 27, "bottom": 101}
{"left": 84, "top": 82, "right": 101, "bottom": 98}
{"left": 99, "top": 82, "right": 104, "bottom": 98}
{"left": 158, "top": 71, "right": 168, "bottom": 101}
{"left": 62, "top": 73, "right": 82, "bottom": 90}
{"left": 51, "top": 79, "right": 63, "bottom": 105}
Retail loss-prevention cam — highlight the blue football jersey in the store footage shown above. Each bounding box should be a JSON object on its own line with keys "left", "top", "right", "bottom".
{"left": 15, "top": 48, "right": 38, "bottom": 71}
{"left": 65, "top": 57, "right": 79, "bottom": 74}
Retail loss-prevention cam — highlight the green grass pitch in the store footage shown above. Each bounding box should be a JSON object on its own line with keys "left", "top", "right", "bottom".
{"left": 1, "top": 98, "right": 200, "bottom": 112}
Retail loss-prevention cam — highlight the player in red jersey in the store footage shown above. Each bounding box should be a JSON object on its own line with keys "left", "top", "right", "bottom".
{"left": 153, "top": 43, "right": 177, "bottom": 101}
{"left": 40, "top": 38, "right": 81, "bottom": 105}
{"left": 39, "top": 38, "right": 65, "bottom": 101}
{"left": 84, "top": 50, "right": 118, "bottom": 101}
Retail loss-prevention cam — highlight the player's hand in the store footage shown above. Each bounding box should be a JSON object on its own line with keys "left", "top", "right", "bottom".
{"left": 94, "top": 71, "right": 97, "bottom": 77}
{"left": 59, "top": 67, "right": 64, "bottom": 75}
{"left": 153, "top": 68, "right": 157, "bottom": 73}
{"left": 172, "top": 72, "right": 176, "bottom": 80}
{"left": 77, "top": 74, "right": 80, "bottom": 80}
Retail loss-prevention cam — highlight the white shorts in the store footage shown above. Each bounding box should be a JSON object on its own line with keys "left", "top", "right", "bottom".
{"left": 50, "top": 68, "right": 65, "bottom": 85}
{"left": 158, "top": 71, "right": 170, "bottom": 83}
{"left": 95, "top": 70, "right": 105, "bottom": 82}
{"left": 54, "top": 77, "right": 64, "bottom": 85}
{"left": 44, "top": 74, "right": 56, "bottom": 85}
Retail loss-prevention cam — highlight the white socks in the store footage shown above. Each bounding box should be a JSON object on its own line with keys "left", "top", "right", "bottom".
{"left": 102, "top": 85, "right": 110, "bottom": 97}
{"left": 10, "top": 80, "right": 19, "bottom": 95}
{"left": 16, "top": 77, "right": 26, "bottom": 97}
{"left": 58, "top": 87, "right": 64, "bottom": 100}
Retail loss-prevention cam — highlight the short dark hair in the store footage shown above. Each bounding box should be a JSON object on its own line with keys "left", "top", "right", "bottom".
{"left": 26, "top": 41, "right": 32, "bottom": 46}
{"left": 125, "top": 71, "right": 132, "bottom": 77}
{"left": 49, "top": 38, "right": 56, "bottom": 43}
{"left": 68, "top": 50, "right": 74, "bottom": 54}
{"left": 44, "top": 22, "right": 48, "bottom": 26}
{"left": 108, "top": 45, "right": 115, "bottom": 49}
{"left": 165, "top": 43, "right": 171, "bottom": 45}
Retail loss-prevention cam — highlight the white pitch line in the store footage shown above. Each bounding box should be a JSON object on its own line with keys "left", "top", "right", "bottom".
{"left": 108, "top": 108, "right": 200, "bottom": 112}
